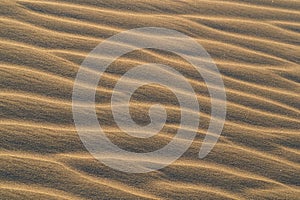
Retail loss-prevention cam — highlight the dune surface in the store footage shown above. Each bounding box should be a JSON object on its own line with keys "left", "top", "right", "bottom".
{"left": 0, "top": 0, "right": 299, "bottom": 199}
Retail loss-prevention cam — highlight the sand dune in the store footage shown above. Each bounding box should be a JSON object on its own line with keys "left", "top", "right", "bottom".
{"left": 1, "top": 0, "right": 299, "bottom": 199}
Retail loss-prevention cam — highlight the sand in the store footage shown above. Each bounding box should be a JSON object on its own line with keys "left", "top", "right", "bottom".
{"left": 0, "top": 0, "right": 299, "bottom": 199}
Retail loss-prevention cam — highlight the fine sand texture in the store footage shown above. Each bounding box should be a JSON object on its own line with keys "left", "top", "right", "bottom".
{"left": 1, "top": 0, "right": 300, "bottom": 199}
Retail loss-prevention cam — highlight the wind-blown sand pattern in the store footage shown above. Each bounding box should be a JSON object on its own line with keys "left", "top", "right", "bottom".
{"left": 1, "top": 0, "right": 300, "bottom": 199}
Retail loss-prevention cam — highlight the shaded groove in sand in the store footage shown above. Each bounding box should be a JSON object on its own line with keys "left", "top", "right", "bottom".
{"left": 2, "top": 15, "right": 298, "bottom": 66}
{"left": 14, "top": 7, "right": 300, "bottom": 49}
{"left": 2, "top": 86, "right": 299, "bottom": 126}
{"left": 154, "top": 181, "right": 246, "bottom": 200}
{"left": 0, "top": 153, "right": 160, "bottom": 200}
{"left": 0, "top": 151, "right": 295, "bottom": 192}
{"left": 0, "top": 183, "right": 85, "bottom": 200}
{"left": 57, "top": 152, "right": 299, "bottom": 189}
{"left": 18, "top": 0, "right": 300, "bottom": 15}
{"left": 2, "top": 39, "right": 298, "bottom": 100}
